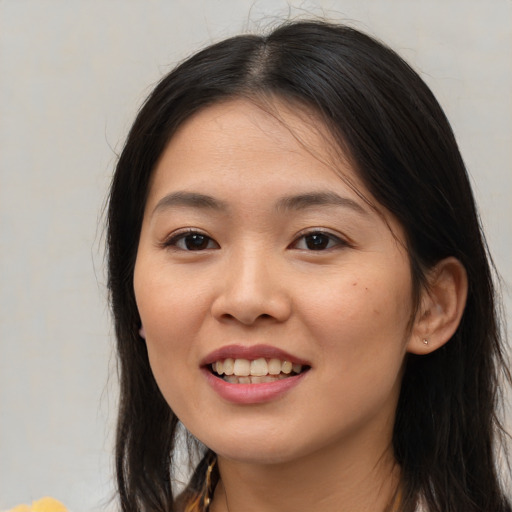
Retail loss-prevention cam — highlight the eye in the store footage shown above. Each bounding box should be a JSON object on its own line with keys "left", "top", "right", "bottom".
{"left": 164, "top": 230, "right": 219, "bottom": 251}
{"left": 292, "top": 231, "right": 346, "bottom": 251}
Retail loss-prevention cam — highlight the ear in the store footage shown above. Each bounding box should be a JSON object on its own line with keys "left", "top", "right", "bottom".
{"left": 407, "top": 257, "right": 468, "bottom": 355}
{"left": 139, "top": 325, "right": 146, "bottom": 339}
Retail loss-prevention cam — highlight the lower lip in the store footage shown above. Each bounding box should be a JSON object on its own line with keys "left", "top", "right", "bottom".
{"left": 202, "top": 368, "right": 308, "bottom": 404}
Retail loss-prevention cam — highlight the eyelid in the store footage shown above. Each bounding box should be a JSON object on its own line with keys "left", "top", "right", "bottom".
{"left": 161, "top": 228, "right": 219, "bottom": 250}
{"left": 289, "top": 228, "right": 351, "bottom": 250}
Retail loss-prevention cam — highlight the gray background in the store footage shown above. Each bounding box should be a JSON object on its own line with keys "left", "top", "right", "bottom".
{"left": 1, "top": 0, "right": 510, "bottom": 510}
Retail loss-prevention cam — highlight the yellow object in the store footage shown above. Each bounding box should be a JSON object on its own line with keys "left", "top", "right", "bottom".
{"left": 7, "top": 497, "right": 67, "bottom": 512}
{"left": 31, "top": 498, "right": 67, "bottom": 512}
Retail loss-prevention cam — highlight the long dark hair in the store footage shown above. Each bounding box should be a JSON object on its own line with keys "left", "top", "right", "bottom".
{"left": 107, "top": 20, "right": 511, "bottom": 511}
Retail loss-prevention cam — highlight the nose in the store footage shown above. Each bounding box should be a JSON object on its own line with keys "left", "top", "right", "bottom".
{"left": 210, "top": 249, "right": 292, "bottom": 326}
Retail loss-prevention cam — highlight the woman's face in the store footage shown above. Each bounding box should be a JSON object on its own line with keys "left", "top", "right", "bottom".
{"left": 134, "top": 99, "right": 417, "bottom": 464}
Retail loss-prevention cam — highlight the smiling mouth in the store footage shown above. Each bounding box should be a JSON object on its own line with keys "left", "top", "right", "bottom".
{"left": 210, "top": 357, "right": 310, "bottom": 384}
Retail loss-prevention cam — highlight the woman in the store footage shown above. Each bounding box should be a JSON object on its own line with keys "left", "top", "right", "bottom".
{"left": 107, "top": 20, "right": 511, "bottom": 511}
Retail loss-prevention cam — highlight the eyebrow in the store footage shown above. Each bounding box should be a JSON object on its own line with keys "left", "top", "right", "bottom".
{"left": 152, "top": 190, "right": 367, "bottom": 216}
{"left": 275, "top": 191, "right": 368, "bottom": 215}
{"left": 152, "top": 191, "right": 228, "bottom": 215}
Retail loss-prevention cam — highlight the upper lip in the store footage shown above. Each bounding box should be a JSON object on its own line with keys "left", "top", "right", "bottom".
{"left": 201, "top": 344, "right": 311, "bottom": 367}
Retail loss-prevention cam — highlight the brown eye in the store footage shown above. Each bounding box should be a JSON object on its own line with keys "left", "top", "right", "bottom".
{"left": 165, "top": 231, "right": 219, "bottom": 251}
{"left": 304, "top": 233, "right": 331, "bottom": 250}
{"left": 292, "top": 231, "right": 346, "bottom": 251}
{"left": 183, "top": 233, "right": 211, "bottom": 250}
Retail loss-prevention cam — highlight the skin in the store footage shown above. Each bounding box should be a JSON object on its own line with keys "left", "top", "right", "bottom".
{"left": 133, "top": 98, "right": 467, "bottom": 511}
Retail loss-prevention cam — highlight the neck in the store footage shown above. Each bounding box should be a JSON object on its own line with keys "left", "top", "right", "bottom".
{"left": 210, "top": 439, "right": 400, "bottom": 512}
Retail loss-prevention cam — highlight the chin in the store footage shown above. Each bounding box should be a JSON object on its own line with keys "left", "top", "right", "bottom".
{"left": 196, "top": 427, "right": 315, "bottom": 466}
{"left": 216, "top": 444, "right": 301, "bottom": 465}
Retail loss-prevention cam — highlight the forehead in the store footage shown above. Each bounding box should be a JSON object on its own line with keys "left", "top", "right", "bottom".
{"left": 148, "top": 98, "right": 367, "bottom": 203}
{"left": 168, "top": 97, "right": 334, "bottom": 152}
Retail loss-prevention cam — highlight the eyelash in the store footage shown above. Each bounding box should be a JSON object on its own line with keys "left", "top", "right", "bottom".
{"left": 162, "top": 229, "right": 219, "bottom": 251}
{"left": 290, "top": 229, "right": 349, "bottom": 251}
{"left": 162, "top": 229, "right": 349, "bottom": 252}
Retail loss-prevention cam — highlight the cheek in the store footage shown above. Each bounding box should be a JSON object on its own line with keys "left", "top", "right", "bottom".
{"left": 135, "top": 260, "right": 209, "bottom": 339}
{"left": 299, "top": 269, "right": 413, "bottom": 368}
{"left": 300, "top": 277, "right": 411, "bottom": 426}
{"left": 133, "top": 261, "right": 210, "bottom": 391}
{"left": 137, "top": 286, "right": 206, "bottom": 416}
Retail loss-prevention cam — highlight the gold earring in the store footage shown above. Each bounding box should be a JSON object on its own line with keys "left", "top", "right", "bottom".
{"left": 422, "top": 338, "right": 429, "bottom": 345}
{"left": 183, "top": 454, "right": 217, "bottom": 512}
{"left": 203, "top": 456, "right": 216, "bottom": 509}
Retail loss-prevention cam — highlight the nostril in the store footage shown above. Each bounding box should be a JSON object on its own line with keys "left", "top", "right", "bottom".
{"left": 218, "top": 311, "right": 274, "bottom": 325}
{"left": 211, "top": 284, "right": 293, "bottom": 325}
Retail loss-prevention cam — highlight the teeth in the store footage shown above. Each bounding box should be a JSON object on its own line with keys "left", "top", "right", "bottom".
{"left": 211, "top": 357, "right": 305, "bottom": 380}
{"left": 223, "top": 358, "right": 234, "bottom": 375}
{"left": 250, "top": 358, "right": 268, "bottom": 376}
{"left": 222, "top": 374, "right": 289, "bottom": 384}
{"left": 292, "top": 363, "right": 302, "bottom": 373}
{"left": 281, "top": 361, "right": 292, "bottom": 374}
{"left": 233, "top": 358, "right": 250, "bottom": 376}
{"left": 250, "top": 375, "right": 273, "bottom": 383}
{"left": 268, "top": 358, "right": 282, "bottom": 375}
